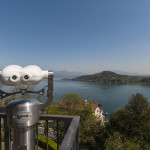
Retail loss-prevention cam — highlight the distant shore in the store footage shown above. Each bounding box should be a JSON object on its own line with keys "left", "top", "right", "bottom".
{"left": 62, "top": 71, "right": 150, "bottom": 85}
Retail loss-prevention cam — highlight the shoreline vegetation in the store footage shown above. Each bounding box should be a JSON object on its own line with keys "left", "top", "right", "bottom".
{"left": 62, "top": 71, "right": 150, "bottom": 85}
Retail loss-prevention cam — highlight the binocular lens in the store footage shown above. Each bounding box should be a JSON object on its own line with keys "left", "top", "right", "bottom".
{"left": 24, "top": 75, "right": 29, "bottom": 80}
{"left": 12, "top": 75, "right": 17, "bottom": 80}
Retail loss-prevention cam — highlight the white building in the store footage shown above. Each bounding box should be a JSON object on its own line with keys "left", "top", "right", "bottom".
{"left": 85, "top": 100, "right": 105, "bottom": 123}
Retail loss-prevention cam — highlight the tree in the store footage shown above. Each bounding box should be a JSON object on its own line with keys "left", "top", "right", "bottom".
{"left": 56, "top": 93, "right": 85, "bottom": 117}
{"left": 79, "top": 115, "right": 102, "bottom": 150}
{"left": 107, "top": 93, "right": 150, "bottom": 149}
{"left": 45, "top": 93, "right": 103, "bottom": 150}
{"left": 105, "top": 132, "right": 141, "bottom": 150}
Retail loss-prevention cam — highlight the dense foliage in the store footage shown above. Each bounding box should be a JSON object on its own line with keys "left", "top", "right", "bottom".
{"left": 105, "top": 93, "right": 150, "bottom": 150}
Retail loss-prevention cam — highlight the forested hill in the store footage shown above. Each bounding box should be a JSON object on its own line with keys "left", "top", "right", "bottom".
{"left": 64, "top": 71, "right": 150, "bottom": 84}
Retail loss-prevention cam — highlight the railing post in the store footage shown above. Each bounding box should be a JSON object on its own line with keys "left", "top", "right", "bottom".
{"left": 57, "top": 120, "right": 59, "bottom": 150}
{"left": 36, "top": 123, "right": 39, "bottom": 150}
{"left": 64, "top": 121, "right": 70, "bottom": 133}
{"left": 0, "top": 117, "right": 1, "bottom": 150}
{"left": 4, "top": 116, "right": 11, "bottom": 150}
{"left": 46, "top": 120, "right": 48, "bottom": 150}
{"left": 73, "top": 127, "right": 79, "bottom": 150}
{"left": 76, "top": 128, "right": 79, "bottom": 150}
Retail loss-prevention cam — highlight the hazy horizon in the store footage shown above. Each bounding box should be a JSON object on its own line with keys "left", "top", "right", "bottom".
{"left": 54, "top": 69, "right": 150, "bottom": 76}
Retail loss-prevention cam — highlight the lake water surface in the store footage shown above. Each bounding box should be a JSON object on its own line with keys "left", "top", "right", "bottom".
{"left": 40, "top": 79, "right": 150, "bottom": 114}
{"left": 2, "top": 79, "right": 150, "bottom": 115}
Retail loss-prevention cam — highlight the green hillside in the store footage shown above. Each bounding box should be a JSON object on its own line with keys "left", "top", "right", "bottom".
{"left": 67, "top": 71, "right": 150, "bottom": 84}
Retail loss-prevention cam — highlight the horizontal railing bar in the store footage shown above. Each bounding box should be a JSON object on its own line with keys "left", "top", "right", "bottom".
{"left": 0, "top": 113, "right": 6, "bottom": 118}
{"left": 0, "top": 113, "right": 76, "bottom": 122}
{"left": 39, "top": 114, "right": 73, "bottom": 122}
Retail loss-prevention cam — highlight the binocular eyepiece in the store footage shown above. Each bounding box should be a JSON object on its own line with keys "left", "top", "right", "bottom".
{"left": 0, "top": 65, "right": 52, "bottom": 86}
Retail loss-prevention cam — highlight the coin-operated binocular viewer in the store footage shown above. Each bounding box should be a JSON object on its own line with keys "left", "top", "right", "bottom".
{"left": 0, "top": 65, "right": 53, "bottom": 150}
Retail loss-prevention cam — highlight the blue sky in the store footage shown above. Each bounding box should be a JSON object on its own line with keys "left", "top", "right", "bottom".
{"left": 0, "top": 0, "right": 150, "bottom": 74}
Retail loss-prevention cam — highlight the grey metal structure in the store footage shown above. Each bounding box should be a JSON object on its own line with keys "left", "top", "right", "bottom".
{"left": 0, "top": 65, "right": 54, "bottom": 150}
{"left": 7, "top": 99, "right": 39, "bottom": 149}
{"left": 0, "top": 113, "right": 80, "bottom": 150}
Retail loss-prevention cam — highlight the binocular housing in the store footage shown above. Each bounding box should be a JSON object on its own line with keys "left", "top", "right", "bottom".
{"left": 0, "top": 65, "right": 50, "bottom": 86}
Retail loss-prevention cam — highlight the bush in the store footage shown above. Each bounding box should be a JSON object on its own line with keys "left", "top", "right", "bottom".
{"left": 37, "top": 134, "right": 57, "bottom": 150}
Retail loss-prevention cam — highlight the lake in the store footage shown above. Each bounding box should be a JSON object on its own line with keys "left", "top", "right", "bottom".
{"left": 37, "top": 78, "right": 150, "bottom": 115}
{"left": 2, "top": 79, "right": 150, "bottom": 115}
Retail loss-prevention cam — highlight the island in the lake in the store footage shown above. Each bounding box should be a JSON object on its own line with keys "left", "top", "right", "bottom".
{"left": 62, "top": 71, "right": 150, "bottom": 84}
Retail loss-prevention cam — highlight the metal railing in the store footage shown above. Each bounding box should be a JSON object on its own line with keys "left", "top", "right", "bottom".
{"left": 0, "top": 113, "right": 80, "bottom": 150}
